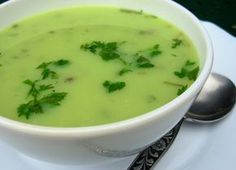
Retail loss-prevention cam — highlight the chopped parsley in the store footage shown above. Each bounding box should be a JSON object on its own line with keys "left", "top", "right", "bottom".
{"left": 17, "top": 59, "right": 70, "bottom": 119}
{"left": 18, "top": 92, "right": 67, "bottom": 119}
{"left": 18, "top": 78, "right": 68, "bottom": 119}
{"left": 136, "top": 56, "right": 155, "bottom": 68}
{"left": 103, "top": 80, "right": 126, "bottom": 93}
{"left": 37, "top": 59, "right": 70, "bottom": 80}
{"left": 172, "top": 38, "right": 183, "bottom": 48}
{"left": 174, "top": 60, "right": 199, "bottom": 81}
{"left": 81, "top": 41, "right": 125, "bottom": 62}
{"left": 137, "top": 44, "right": 162, "bottom": 58}
{"left": 39, "top": 84, "right": 54, "bottom": 92}
{"left": 119, "top": 67, "right": 133, "bottom": 76}
{"left": 18, "top": 101, "right": 43, "bottom": 119}
{"left": 53, "top": 59, "right": 70, "bottom": 66}
{"left": 149, "top": 44, "right": 162, "bottom": 57}
{"left": 164, "top": 81, "right": 188, "bottom": 96}
{"left": 39, "top": 92, "right": 67, "bottom": 106}
{"left": 41, "top": 68, "right": 58, "bottom": 80}
{"left": 186, "top": 66, "right": 199, "bottom": 81}
{"left": 174, "top": 68, "right": 187, "bottom": 78}
{"left": 23, "top": 79, "right": 39, "bottom": 97}
{"left": 177, "top": 85, "right": 188, "bottom": 96}
{"left": 185, "top": 60, "right": 196, "bottom": 66}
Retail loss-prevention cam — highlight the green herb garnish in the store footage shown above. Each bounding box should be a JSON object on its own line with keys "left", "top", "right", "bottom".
{"left": 137, "top": 44, "right": 162, "bottom": 58}
{"left": 81, "top": 41, "right": 125, "bottom": 62}
{"left": 18, "top": 100, "right": 43, "bottom": 119}
{"left": 41, "top": 68, "right": 58, "bottom": 80}
{"left": 53, "top": 59, "right": 70, "bottom": 66}
{"left": 187, "top": 66, "right": 199, "bottom": 81}
{"left": 172, "top": 38, "right": 183, "bottom": 48}
{"left": 174, "top": 60, "right": 199, "bottom": 81}
{"left": 119, "top": 68, "right": 133, "bottom": 76}
{"left": 39, "top": 92, "right": 67, "bottom": 106}
{"left": 39, "top": 84, "right": 54, "bottom": 92}
{"left": 164, "top": 81, "right": 188, "bottom": 96}
{"left": 185, "top": 60, "right": 196, "bottom": 66}
{"left": 23, "top": 79, "right": 39, "bottom": 97}
{"left": 37, "top": 62, "right": 52, "bottom": 69}
{"left": 103, "top": 80, "right": 126, "bottom": 93}
{"left": 149, "top": 44, "right": 162, "bottom": 57}
{"left": 177, "top": 85, "right": 188, "bottom": 96}
{"left": 37, "top": 59, "right": 70, "bottom": 80}
{"left": 136, "top": 56, "right": 155, "bottom": 68}
{"left": 17, "top": 92, "right": 67, "bottom": 119}
{"left": 17, "top": 59, "right": 70, "bottom": 119}
{"left": 18, "top": 78, "right": 67, "bottom": 119}
{"left": 174, "top": 68, "right": 187, "bottom": 78}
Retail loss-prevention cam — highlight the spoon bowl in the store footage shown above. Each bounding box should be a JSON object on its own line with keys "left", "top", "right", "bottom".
{"left": 186, "top": 73, "right": 236, "bottom": 123}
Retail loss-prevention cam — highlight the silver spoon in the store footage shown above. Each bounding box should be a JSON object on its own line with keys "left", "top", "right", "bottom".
{"left": 128, "top": 72, "right": 236, "bottom": 170}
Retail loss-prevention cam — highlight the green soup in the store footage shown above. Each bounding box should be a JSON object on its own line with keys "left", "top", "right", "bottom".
{"left": 0, "top": 7, "right": 199, "bottom": 127}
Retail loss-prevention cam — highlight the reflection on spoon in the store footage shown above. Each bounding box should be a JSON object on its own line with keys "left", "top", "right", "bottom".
{"left": 128, "top": 73, "right": 236, "bottom": 170}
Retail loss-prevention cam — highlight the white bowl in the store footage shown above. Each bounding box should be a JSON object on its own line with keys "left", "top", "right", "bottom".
{"left": 0, "top": 0, "right": 213, "bottom": 165}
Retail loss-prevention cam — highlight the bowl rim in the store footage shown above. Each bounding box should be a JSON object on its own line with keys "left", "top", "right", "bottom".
{"left": 0, "top": 0, "right": 213, "bottom": 138}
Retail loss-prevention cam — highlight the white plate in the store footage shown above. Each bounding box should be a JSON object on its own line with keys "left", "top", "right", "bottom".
{"left": 0, "top": 22, "right": 236, "bottom": 170}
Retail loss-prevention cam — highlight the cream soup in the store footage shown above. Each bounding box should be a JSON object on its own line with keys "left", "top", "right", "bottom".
{"left": 0, "top": 7, "right": 199, "bottom": 127}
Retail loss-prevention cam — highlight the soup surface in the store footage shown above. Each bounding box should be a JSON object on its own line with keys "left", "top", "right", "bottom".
{"left": 0, "top": 7, "right": 199, "bottom": 127}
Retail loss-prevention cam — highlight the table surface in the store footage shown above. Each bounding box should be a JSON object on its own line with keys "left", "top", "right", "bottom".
{"left": 0, "top": 0, "right": 236, "bottom": 36}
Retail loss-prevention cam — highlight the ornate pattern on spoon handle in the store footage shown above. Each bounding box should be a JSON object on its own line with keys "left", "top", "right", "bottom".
{"left": 127, "top": 119, "right": 184, "bottom": 170}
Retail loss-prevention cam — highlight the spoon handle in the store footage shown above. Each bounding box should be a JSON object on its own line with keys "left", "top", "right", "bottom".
{"left": 127, "top": 119, "right": 184, "bottom": 170}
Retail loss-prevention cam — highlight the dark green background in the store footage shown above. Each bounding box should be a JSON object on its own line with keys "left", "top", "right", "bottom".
{"left": 0, "top": 0, "right": 235, "bottom": 36}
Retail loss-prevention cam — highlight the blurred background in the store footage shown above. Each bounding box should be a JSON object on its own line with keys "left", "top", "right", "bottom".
{"left": 0, "top": 0, "right": 235, "bottom": 36}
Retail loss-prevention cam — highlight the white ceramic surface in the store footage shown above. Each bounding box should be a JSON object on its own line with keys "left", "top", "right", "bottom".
{"left": 0, "top": 0, "right": 213, "bottom": 166}
{"left": 0, "top": 22, "right": 235, "bottom": 170}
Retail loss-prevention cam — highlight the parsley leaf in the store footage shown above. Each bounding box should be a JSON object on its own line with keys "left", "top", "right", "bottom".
{"left": 17, "top": 60, "right": 70, "bottom": 119}
{"left": 37, "top": 59, "right": 69, "bottom": 80}
{"left": 17, "top": 92, "right": 67, "bottom": 119}
{"left": 177, "top": 85, "right": 188, "bottom": 96}
{"left": 137, "top": 44, "right": 162, "bottom": 58}
{"left": 174, "top": 60, "right": 199, "bottom": 81}
{"left": 172, "top": 39, "right": 183, "bottom": 48}
{"left": 23, "top": 79, "right": 39, "bottom": 98}
{"left": 149, "top": 44, "right": 162, "bottom": 57}
{"left": 40, "top": 92, "right": 67, "bottom": 106}
{"left": 37, "top": 62, "right": 52, "bottom": 69}
{"left": 39, "top": 84, "right": 54, "bottom": 92}
{"left": 174, "top": 68, "right": 187, "bottom": 78}
{"left": 53, "top": 59, "right": 70, "bottom": 66}
{"left": 103, "top": 80, "right": 126, "bottom": 93}
{"left": 81, "top": 41, "right": 124, "bottom": 62}
{"left": 41, "top": 68, "right": 58, "bottom": 80}
{"left": 185, "top": 60, "right": 195, "bottom": 66}
{"left": 18, "top": 101, "right": 43, "bottom": 119}
{"left": 119, "top": 68, "right": 133, "bottom": 76}
{"left": 187, "top": 66, "right": 199, "bottom": 81}
{"left": 80, "top": 41, "right": 104, "bottom": 53}
{"left": 136, "top": 56, "right": 155, "bottom": 68}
